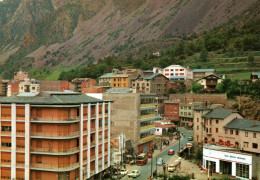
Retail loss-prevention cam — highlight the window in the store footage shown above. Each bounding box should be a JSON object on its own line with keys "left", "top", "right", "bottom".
{"left": 236, "top": 130, "right": 239, "bottom": 135}
{"left": 253, "top": 133, "right": 256, "bottom": 138}
{"left": 243, "top": 142, "right": 249, "bottom": 148}
{"left": 216, "top": 120, "right": 219, "bottom": 124}
{"left": 245, "top": 132, "right": 248, "bottom": 137}
{"left": 230, "top": 130, "right": 233, "bottom": 135}
{"left": 225, "top": 129, "right": 228, "bottom": 134}
{"left": 1, "top": 142, "right": 11, "bottom": 147}
{"left": 197, "top": 126, "right": 199, "bottom": 130}
{"left": 252, "top": 143, "right": 258, "bottom": 149}
{"left": 1, "top": 126, "right": 11, "bottom": 132}
{"left": 197, "top": 118, "right": 199, "bottom": 122}
{"left": 216, "top": 128, "right": 218, "bottom": 133}
{"left": 236, "top": 163, "right": 249, "bottom": 179}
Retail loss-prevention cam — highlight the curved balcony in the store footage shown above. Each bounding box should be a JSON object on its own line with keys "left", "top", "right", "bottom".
{"left": 30, "top": 163, "right": 79, "bottom": 172}
{"left": 31, "top": 131, "right": 80, "bottom": 139}
{"left": 30, "top": 147, "right": 79, "bottom": 155}
{"left": 31, "top": 116, "right": 80, "bottom": 123}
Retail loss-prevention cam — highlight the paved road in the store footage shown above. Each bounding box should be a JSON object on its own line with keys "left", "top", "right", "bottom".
{"left": 124, "top": 127, "right": 193, "bottom": 180}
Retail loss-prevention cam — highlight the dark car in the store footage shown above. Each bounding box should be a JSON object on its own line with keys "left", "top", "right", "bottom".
{"left": 168, "top": 149, "right": 175, "bottom": 155}
{"left": 188, "top": 136, "right": 193, "bottom": 141}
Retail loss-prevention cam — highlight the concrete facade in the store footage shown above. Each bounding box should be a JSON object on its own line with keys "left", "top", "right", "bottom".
{"left": 102, "top": 93, "right": 157, "bottom": 153}
{"left": 179, "top": 101, "right": 202, "bottom": 127}
{"left": 0, "top": 92, "right": 111, "bottom": 180}
{"left": 163, "top": 65, "right": 193, "bottom": 80}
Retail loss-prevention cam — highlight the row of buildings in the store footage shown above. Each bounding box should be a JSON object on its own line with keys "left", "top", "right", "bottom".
{"left": 192, "top": 105, "right": 260, "bottom": 179}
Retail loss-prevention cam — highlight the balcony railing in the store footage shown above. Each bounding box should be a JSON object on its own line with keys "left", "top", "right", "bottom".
{"left": 140, "top": 103, "right": 156, "bottom": 108}
{"left": 1, "top": 114, "right": 11, "bottom": 120}
{"left": 31, "top": 147, "right": 79, "bottom": 154}
{"left": 140, "top": 124, "right": 155, "bottom": 131}
{"left": 31, "top": 163, "right": 79, "bottom": 171}
{"left": 140, "top": 135, "right": 155, "bottom": 143}
{"left": 31, "top": 116, "right": 79, "bottom": 122}
{"left": 31, "top": 131, "right": 79, "bottom": 138}
{"left": 140, "top": 114, "right": 156, "bottom": 120}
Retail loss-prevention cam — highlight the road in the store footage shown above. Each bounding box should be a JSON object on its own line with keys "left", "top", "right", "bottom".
{"left": 124, "top": 127, "right": 193, "bottom": 180}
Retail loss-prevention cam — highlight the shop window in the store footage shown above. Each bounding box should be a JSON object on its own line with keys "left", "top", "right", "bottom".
{"left": 236, "top": 163, "right": 249, "bottom": 179}
{"left": 245, "top": 132, "right": 248, "bottom": 137}
{"left": 252, "top": 143, "right": 258, "bottom": 149}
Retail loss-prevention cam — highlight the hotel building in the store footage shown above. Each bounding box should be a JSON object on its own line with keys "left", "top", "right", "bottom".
{"left": 0, "top": 91, "right": 111, "bottom": 180}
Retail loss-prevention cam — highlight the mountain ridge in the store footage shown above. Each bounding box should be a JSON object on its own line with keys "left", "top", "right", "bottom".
{"left": 0, "top": 0, "right": 259, "bottom": 78}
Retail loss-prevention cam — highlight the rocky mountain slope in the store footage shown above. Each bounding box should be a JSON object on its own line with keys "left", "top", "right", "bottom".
{"left": 0, "top": 0, "right": 259, "bottom": 78}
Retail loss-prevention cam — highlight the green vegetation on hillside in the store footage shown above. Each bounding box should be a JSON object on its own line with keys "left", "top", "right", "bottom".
{"left": 57, "top": 17, "right": 260, "bottom": 82}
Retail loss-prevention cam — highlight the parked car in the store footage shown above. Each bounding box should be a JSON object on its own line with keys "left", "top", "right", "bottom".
{"left": 112, "top": 172, "right": 122, "bottom": 179}
{"left": 157, "top": 158, "right": 165, "bottom": 166}
{"left": 168, "top": 164, "right": 176, "bottom": 172}
{"left": 128, "top": 170, "right": 140, "bottom": 178}
{"left": 168, "top": 149, "right": 175, "bottom": 155}
{"left": 120, "top": 169, "right": 128, "bottom": 176}
{"left": 147, "top": 152, "right": 153, "bottom": 158}
{"left": 188, "top": 136, "right": 193, "bottom": 141}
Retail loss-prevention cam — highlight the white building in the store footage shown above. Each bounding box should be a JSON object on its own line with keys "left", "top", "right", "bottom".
{"left": 163, "top": 65, "right": 193, "bottom": 80}
{"left": 19, "top": 78, "right": 40, "bottom": 93}
{"left": 155, "top": 119, "right": 176, "bottom": 136}
{"left": 203, "top": 145, "right": 260, "bottom": 179}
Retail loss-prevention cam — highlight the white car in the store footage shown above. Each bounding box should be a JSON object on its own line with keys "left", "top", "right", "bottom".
{"left": 128, "top": 170, "right": 140, "bottom": 178}
{"left": 120, "top": 169, "right": 128, "bottom": 176}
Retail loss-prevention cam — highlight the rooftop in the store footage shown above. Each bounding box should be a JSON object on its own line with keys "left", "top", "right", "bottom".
{"left": 224, "top": 119, "right": 260, "bottom": 133}
{"left": 202, "top": 109, "right": 235, "bottom": 119}
{"left": 251, "top": 72, "right": 260, "bottom": 78}
{"left": 106, "top": 88, "right": 132, "bottom": 93}
{"left": 0, "top": 91, "right": 108, "bottom": 105}
{"left": 193, "top": 69, "right": 215, "bottom": 72}
{"left": 134, "top": 73, "right": 167, "bottom": 80}
{"left": 98, "top": 73, "right": 117, "bottom": 79}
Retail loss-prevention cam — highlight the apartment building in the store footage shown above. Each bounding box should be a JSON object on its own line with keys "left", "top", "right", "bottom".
{"left": 102, "top": 93, "right": 158, "bottom": 153}
{"left": 14, "top": 71, "right": 29, "bottom": 81}
{"left": 19, "top": 79, "right": 40, "bottom": 94}
{"left": 179, "top": 101, "right": 202, "bottom": 127}
{"left": 97, "top": 73, "right": 116, "bottom": 87}
{"left": 164, "top": 100, "right": 179, "bottom": 123}
{"left": 163, "top": 65, "right": 193, "bottom": 80}
{"left": 192, "top": 69, "right": 216, "bottom": 80}
{"left": 111, "top": 74, "right": 131, "bottom": 89}
{"left": 0, "top": 80, "right": 8, "bottom": 96}
{"left": 0, "top": 91, "right": 111, "bottom": 180}
{"left": 132, "top": 74, "right": 169, "bottom": 96}
{"left": 71, "top": 78, "right": 96, "bottom": 93}
{"left": 197, "top": 74, "right": 222, "bottom": 91}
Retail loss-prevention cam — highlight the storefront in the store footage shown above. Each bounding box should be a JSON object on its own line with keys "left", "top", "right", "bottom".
{"left": 203, "top": 145, "right": 253, "bottom": 180}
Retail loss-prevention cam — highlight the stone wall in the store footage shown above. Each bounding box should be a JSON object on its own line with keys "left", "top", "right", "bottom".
{"left": 169, "top": 93, "right": 227, "bottom": 104}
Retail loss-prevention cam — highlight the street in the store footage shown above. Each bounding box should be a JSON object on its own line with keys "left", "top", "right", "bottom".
{"left": 123, "top": 127, "right": 193, "bottom": 180}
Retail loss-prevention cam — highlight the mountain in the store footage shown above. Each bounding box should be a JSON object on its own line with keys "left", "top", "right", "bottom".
{"left": 0, "top": 0, "right": 259, "bottom": 78}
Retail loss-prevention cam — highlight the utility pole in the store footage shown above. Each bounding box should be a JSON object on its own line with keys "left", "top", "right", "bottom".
{"left": 156, "top": 157, "right": 157, "bottom": 179}
{"left": 150, "top": 154, "right": 153, "bottom": 178}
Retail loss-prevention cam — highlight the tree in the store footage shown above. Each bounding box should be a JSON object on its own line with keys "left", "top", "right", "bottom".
{"left": 191, "top": 83, "right": 202, "bottom": 93}
{"left": 248, "top": 55, "right": 255, "bottom": 66}
{"left": 200, "top": 48, "right": 208, "bottom": 62}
